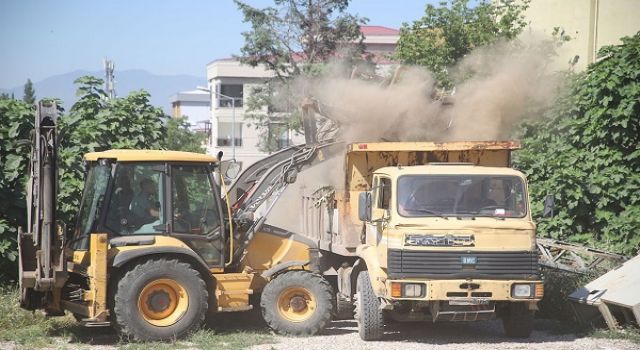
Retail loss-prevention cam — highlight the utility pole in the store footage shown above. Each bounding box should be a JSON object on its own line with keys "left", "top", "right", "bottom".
{"left": 104, "top": 58, "right": 116, "bottom": 99}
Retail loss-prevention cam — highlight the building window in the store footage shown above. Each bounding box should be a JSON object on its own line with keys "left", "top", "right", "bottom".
{"left": 218, "top": 84, "right": 243, "bottom": 108}
{"left": 217, "top": 122, "right": 242, "bottom": 147}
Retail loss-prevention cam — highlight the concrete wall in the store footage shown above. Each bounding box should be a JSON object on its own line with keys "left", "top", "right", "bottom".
{"left": 521, "top": 0, "right": 640, "bottom": 71}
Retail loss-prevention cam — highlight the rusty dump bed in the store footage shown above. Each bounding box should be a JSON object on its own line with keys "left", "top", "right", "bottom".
{"left": 345, "top": 140, "right": 520, "bottom": 192}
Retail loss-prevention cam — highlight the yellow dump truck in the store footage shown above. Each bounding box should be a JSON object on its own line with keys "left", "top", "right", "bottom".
{"left": 296, "top": 141, "right": 544, "bottom": 340}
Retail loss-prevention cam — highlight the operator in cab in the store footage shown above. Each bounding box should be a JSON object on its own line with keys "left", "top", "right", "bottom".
{"left": 130, "top": 177, "right": 160, "bottom": 224}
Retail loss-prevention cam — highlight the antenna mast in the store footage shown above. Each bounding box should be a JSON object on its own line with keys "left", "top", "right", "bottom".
{"left": 103, "top": 58, "right": 116, "bottom": 99}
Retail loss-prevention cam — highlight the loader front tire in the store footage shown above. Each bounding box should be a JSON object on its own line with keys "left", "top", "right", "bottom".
{"left": 354, "top": 271, "right": 384, "bottom": 340}
{"left": 261, "top": 270, "right": 333, "bottom": 336}
{"left": 112, "top": 258, "right": 208, "bottom": 341}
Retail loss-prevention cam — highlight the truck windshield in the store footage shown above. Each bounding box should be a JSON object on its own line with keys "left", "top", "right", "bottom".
{"left": 397, "top": 175, "right": 527, "bottom": 218}
{"left": 71, "top": 163, "right": 111, "bottom": 249}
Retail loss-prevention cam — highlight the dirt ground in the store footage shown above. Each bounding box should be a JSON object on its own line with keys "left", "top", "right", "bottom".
{"left": 251, "top": 319, "right": 639, "bottom": 350}
{"left": 1, "top": 313, "right": 637, "bottom": 350}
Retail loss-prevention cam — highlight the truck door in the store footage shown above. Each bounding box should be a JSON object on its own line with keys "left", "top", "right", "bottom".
{"left": 168, "top": 164, "right": 225, "bottom": 267}
{"left": 366, "top": 175, "right": 391, "bottom": 245}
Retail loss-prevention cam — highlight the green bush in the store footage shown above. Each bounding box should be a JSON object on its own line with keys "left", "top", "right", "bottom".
{"left": 515, "top": 32, "right": 640, "bottom": 256}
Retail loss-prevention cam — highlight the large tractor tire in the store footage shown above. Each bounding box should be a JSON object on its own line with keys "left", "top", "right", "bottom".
{"left": 261, "top": 270, "right": 334, "bottom": 336}
{"left": 502, "top": 302, "right": 535, "bottom": 338}
{"left": 354, "top": 271, "right": 384, "bottom": 340}
{"left": 112, "top": 258, "right": 208, "bottom": 341}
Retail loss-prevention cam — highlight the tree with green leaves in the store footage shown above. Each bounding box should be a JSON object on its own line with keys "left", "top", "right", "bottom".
{"left": 57, "top": 76, "right": 167, "bottom": 228}
{"left": 0, "top": 76, "right": 169, "bottom": 280}
{"left": 395, "top": 0, "right": 530, "bottom": 86}
{"left": 235, "top": 0, "right": 366, "bottom": 151}
{"left": 514, "top": 32, "right": 640, "bottom": 255}
{"left": 23, "top": 79, "right": 36, "bottom": 105}
{"left": 235, "top": 0, "right": 366, "bottom": 79}
{"left": 164, "top": 117, "right": 207, "bottom": 153}
{"left": 0, "top": 99, "right": 34, "bottom": 279}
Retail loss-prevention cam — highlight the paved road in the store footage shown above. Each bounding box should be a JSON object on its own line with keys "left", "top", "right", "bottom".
{"left": 251, "top": 319, "right": 638, "bottom": 350}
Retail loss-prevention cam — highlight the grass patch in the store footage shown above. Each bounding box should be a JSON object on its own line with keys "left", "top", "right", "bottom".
{"left": 591, "top": 327, "right": 640, "bottom": 344}
{"left": 0, "top": 285, "right": 274, "bottom": 349}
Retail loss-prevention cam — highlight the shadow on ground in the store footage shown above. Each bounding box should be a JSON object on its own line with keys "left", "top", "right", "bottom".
{"left": 45, "top": 308, "right": 273, "bottom": 346}
{"left": 321, "top": 318, "right": 583, "bottom": 345}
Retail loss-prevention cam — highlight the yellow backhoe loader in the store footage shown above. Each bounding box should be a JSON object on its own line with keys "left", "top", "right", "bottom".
{"left": 18, "top": 100, "right": 343, "bottom": 341}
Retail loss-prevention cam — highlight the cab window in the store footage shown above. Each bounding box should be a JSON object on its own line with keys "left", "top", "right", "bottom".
{"left": 105, "top": 164, "right": 165, "bottom": 235}
{"left": 377, "top": 177, "right": 391, "bottom": 209}
{"left": 171, "top": 165, "right": 220, "bottom": 234}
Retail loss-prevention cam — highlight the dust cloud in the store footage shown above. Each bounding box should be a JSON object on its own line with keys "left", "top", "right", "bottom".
{"left": 283, "top": 38, "right": 564, "bottom": 143}
{"left": 264, "top": 39, "right": 565, "bottom": 234}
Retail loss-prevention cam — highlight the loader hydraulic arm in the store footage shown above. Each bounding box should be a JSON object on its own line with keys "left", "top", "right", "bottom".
{"left": 19, "top": 101, "right": 68, "bottom": 310}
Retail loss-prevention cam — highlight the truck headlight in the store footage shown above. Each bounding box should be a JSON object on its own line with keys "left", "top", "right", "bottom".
{"left": 391, "top": 282, "right": 426, "bottom": 298}
{"left": 512, "top": 283, "right": 533, "bottom": 298}
{"left": 404, "top": 283, "right": 424, "bottom": 297}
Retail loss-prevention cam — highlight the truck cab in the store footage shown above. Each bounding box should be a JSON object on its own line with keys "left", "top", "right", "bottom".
{"left": 357, "top": 164, "right": 542, "bottom": 335}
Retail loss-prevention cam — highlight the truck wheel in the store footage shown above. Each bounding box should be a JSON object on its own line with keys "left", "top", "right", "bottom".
{"left": 354, "top": 271, "right": 384, "bottom": 340}
{"left": 334, "top": 292, "right": 354, "bottom": 320}
{"left": 261, "top": 270, "right": 333, "bottom": 336}
{"left": 112, "top": 258, "right": 208, "bottom": 341}
{"left": 502, "top": 302, "right": 535, "bottom": 338}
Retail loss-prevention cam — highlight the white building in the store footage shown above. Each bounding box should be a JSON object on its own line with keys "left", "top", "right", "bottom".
{"left": 169, "top": 87, "right": 211, "bottom": 131}
{"left": 206, "top": 25, "right": 400, "bottom": 167}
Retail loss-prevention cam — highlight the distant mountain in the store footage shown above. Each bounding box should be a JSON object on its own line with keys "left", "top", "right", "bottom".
{"left": 0, "top": 69, "right": 206, "bottom": 114}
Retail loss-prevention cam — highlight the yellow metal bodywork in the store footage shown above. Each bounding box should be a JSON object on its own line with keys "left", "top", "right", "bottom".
{"left": 107, "top": 235, "right": 194, "bottom": 259}
{"left": 342, "top": 141, "right": 542, "bottom": 309}
{"left": 242, "top": 230, "right": 312, "bottom": 272}
{"left": 214, "top": 273, "right": 254, "bottom": 312}
{"left": 339, "top": 141, "right": 519, "bottom": 249}
{"left": 64, "top": 233, "right": 109, "bottom": 321}
{"left": 84, "top": 149, "right": 217, "bottom": 163}
{"left": 384, "top": 279, "right": 543, "bottom": 301}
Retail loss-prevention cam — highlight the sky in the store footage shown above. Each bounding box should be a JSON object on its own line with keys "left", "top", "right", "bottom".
{"left": 0, "top": 0, "right": 436, "bottom": 89}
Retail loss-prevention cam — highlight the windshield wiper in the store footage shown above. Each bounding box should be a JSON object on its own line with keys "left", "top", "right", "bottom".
{"left": 409, "top": 208, "right": 449, "bottom": 220}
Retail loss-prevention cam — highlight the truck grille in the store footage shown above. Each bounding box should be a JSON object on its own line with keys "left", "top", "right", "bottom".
{"left": 388, "top": 249, "right": 540, "bottom": 280}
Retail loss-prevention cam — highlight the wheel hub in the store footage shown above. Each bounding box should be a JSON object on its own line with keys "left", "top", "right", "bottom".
{"left": 137, "top": 278, "right": 189, "bottom": 327}
{"left": 276, "top": 286, "right": 317, "bottom": 322}
{"left": 289, "top": 296, "right": 307, "bottom": 312}
{"left": 146, "top": 290, "right": 171, "bottom": 313}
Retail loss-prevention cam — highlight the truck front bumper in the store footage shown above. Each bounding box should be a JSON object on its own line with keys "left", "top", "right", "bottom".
{"left": 384, "top": 279, "right": 543, "bottom": 302}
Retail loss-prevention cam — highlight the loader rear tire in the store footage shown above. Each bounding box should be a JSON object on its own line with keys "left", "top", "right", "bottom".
{"left": 112, "top": 258, "right": 208, "bottom": 341}
{"left": 261, "top": 270, "right": 333, "bottom": 336}
{"left": 355, "top": 271, "right": 384, "bottom": 340}
{"left": 502, "top": 302, "right": 535, "bottom": 338}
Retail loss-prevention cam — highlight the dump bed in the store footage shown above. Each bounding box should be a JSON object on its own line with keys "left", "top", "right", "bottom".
{"left": 300, "top": 141, "right": 522, "bottom": 254}
{"left": 344, "top": 141, "right": 520, "bottom": 192}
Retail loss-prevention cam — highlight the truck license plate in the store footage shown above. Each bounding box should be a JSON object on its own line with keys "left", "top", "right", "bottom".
{"left": 448, "top": 298, "right": 490, "bottom": 306}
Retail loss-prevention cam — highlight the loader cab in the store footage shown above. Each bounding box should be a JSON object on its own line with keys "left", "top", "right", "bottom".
{"left": 71, "top": 150, "right": 226, "bottom": 267}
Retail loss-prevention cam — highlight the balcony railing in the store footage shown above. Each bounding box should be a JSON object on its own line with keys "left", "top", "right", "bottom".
{"left": 217, "top": 138, "right": 242, "bottom": 147}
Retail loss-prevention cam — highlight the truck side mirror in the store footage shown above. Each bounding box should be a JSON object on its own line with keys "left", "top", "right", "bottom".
{"left": 543, "top": 194, "right": 555, "bottom": 218}
{"left": 358, "top": 191, "right": 372, "bottom": 222}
